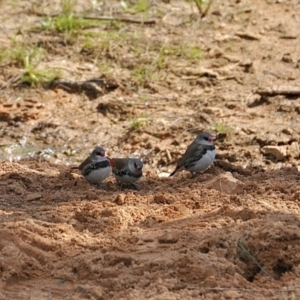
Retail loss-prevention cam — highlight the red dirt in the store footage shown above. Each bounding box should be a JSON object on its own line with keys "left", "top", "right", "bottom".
{"left": 0, "top": 0, "right": 300, "bottom": 299}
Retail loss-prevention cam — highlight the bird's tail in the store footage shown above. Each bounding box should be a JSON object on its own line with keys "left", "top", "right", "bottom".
{"left": 169, "top": 166, "right": 180, "bottom": 177}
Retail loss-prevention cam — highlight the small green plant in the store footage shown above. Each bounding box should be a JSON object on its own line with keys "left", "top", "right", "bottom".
{"left": 283, "top": 293, "right": 296, "bottom": 300}
{"left": 42, "top": 15, "right": 99, "bottom": 34}
{"left": 153, "top": 43, "right": 202, "bottom": 64}
{"left": 97, "top": 59, "right": 114, "bottom": 76}
{"left": 0, "top": 43, "right": 32, "bottom": 66}
{"left": 21, "top": 63, "right": 60, "bottom": 86}
{"left": 127, "top": 117, "right": 147, "bottom": 131}
{"left": 0, "top": 43, "right": 60, "bottom": 86}
{"left": 61, "top": 0, "right": 77, "bottom": 15}
{"left": 155, "top": 46, "right": 167, "bottom": 69}
{"left": 186, "top": 0, "right": 213, "bottom": 17}
{"left": 133, "top": 65, "right": 154, "bottom": 84}
{"left": 184, "top": 46, "right": 202, "bottom": 61}
{"left": 213, "top": 123, "right": 233, "bottom": 134}
{"left": 40, "top": 0, "right": 100, "bottom": 36}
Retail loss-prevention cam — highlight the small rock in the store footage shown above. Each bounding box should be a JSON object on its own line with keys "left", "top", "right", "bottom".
{"left": 288, "top": 142, "right": 299, "bottom": 158}
{"left": 203, "top": 107, "right": 224, "bottom": 116}
{"left": 282, "top": 53, "right": 293, "bottom": 63}
{"left": 208, "top": 47, "right": 224, "bottom": 58}
{"left": 223, "top": 290, "right": 241, "bottom": 299}
{"left": 247, "top": 94, "right": 265, "bottom": 108}
{"left": 158, "top": 172, "right": 170, "bottom": 178}
{"left": 282, "top": 128, "right": 293, "bottom": 135}
{"left": 8, "top": 183, "right": 24, "bottom": 195}
{"left": 153, "top": 193, "right": 167, "bottom": 204}
{"left": 153, "top": 193, "right": 175, "bottom": 204}
{"left": 206, "top": 172, "right": 244, "bottom": 194}
{"left": 115, "top": 194, "right": 126, "bottom": 205}
{"left": 158, "top": 232, "right": 179, "bottom": 244}
{"left": 24, "top": 193, "right": 42, "bottom": 202}
{"left": 262, "top": 145, "right": 287, "bottom": 160}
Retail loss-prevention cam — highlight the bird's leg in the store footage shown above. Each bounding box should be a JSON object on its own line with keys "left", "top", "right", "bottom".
{"left": 130, "top": 182, "right": 140, "bottom": 191}
{"left": 116, "top": 180, "right": 124, "bottom": 190}
{"left": 91, "top": 182, "right": 106, "bottom": 190}
{"left": 93, "top": 182, "right": 102, "bottom": 190}
{"left": 191, "top": 172, "right": 201, "bottom": 179}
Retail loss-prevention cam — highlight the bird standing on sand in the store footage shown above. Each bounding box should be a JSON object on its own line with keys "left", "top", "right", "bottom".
{"left": 169, "top": 132, "right": 216, "bottom": 177}
{"left": 111, "top": 158, "right": 143, "bottom": 190}
{"left": 75, "top": 146, "right": 112, "bottom": 187}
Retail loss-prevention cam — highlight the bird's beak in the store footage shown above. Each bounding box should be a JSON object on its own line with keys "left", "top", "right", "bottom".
{"left": 108, "top": 157, "right": 115, "bottom": 167}
{"left": 208, "top": 136, "right": 216, "bottom": 142}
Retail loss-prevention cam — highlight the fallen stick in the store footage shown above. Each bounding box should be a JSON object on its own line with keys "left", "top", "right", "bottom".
{"left": 77, "top": 15, "right": 157, "bottom": 25}
{"left": 235, "top": 31, "right": 261, "bottom": 40}
{"left": 255, "top": 86, "right": 300, "bottom": 96}
{"left": 31, "top": 11, "right": 157, "bottom": 24}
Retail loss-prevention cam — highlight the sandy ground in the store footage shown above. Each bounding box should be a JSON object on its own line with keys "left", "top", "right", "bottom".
{"left": 0, "top": 0, "right": 300, "bottom": 299}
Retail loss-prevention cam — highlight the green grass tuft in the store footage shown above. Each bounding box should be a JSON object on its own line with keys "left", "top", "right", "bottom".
{"left": 127, "top": 117, "right": 148, "bottom": 131}
{"left": 213, "top": 123, "right": 233, "bottom": 134}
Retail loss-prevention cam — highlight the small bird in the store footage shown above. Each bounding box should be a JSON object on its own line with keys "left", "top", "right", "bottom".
{"left": 169, "top": 132, "right": 216, "bottom": 177}
{"left": 111, "top": 158, "right": 143, "bottom": 190}
{"left": 73, "top": 146, "right": 112, "bottom": 188}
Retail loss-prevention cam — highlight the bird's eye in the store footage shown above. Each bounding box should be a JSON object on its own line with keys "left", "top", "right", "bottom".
{"left": 204, "top": 137, "right": 209, "bottom": 141}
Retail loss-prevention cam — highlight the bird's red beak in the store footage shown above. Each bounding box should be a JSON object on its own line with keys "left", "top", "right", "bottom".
{"left": 100, "top": 151, "right": 105, "bottom": 156}
{"left": 108, "top": 157, "right": 115, "bottom": 167}
{"left": 208, "top": 136, "right": 215, "bottom": 142}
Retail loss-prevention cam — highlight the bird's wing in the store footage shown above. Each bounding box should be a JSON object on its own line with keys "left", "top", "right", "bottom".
{"left": 112, "top": 158, "right": 126, "bottom": 169}
{"left": 180, "top": 143, "right": 215, "bottom": 169}
{"left": 111, "top": 159, "right": 126, "bottom": 175}
{"left": 82, "top": 160, "right": 110, "bottom": 176}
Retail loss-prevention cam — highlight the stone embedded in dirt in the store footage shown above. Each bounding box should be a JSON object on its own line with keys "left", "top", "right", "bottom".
{"left": 288, "top": 142, "right": 300, "bottom": 158}
{"left": 24, "top": 193, "right": 42, "bottom": 202}
{"left": 153, "top": 193, "right": 176, "bottom": 204}
{"left": 157, "top": 232, "right": 179, "bottom": 244}
{"left": 8, "top": 183, "right": 24, "bottom": 195}
{"left": 115, "top": 193, "right": 126, "bottom": 205}
{"left": 282, "top": 53, "right": 293, "bottom": 63}
{"left": 262, "top": 145, "right": 287, "bottom": 160}
{"left": 158, "top": 172, "right": 170, "bottom": 178}
{"left": 205, "top": 172, "right": 245, "bottom": 194}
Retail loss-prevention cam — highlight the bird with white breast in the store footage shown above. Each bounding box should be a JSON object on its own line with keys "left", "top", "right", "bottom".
{"left": 169, "top": 132, "right": 216, "bottom": 177}
{"left": 74, "top": 146, "right": 112, "bottom": 188}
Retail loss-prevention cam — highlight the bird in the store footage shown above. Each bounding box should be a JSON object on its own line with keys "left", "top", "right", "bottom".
{"left": 110, "top": 158, "right": 143, "bottom": 190}
{"left": 72, "top": 146, "right": 112, "bottom": 188}
{"left": 169, "top": 132, "right": 216, "bottom": 177}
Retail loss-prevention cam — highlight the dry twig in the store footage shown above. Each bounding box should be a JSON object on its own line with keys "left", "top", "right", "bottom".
{"left": 237, "top": 238, "right": 274, "bottom": 280}
{"left": 31, "top": 11, "right": 157, "bottom": 25}
{"left": 255, "top": 86, "right": 300, "bottom": 97}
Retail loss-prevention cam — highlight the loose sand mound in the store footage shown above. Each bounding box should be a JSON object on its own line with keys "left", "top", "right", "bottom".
{"left": 0, "top": 160, "right": 300, "bottom": 299}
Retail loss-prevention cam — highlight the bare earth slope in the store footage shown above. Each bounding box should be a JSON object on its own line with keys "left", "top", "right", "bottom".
{"left": 0, "top": 161, "right": 300, "bottom": 299}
